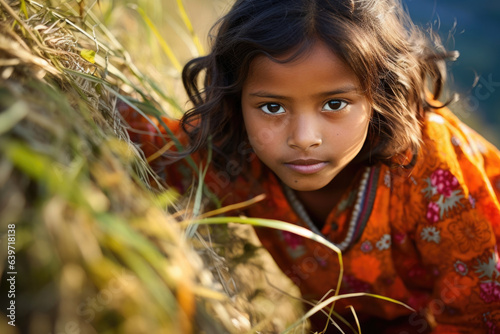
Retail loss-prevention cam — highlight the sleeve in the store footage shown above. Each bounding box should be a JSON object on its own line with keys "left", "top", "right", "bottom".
{"left": 117, "top": 100, "right": 240, "bottom": 203}
{"left": 401, "top": 109, "right": 500, "bottom": 333}
{"left": 117, "top": 100, "right": 195, "bottom": 194}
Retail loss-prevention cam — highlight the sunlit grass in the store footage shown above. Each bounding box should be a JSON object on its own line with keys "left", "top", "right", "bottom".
{"left": 0, "top": 1, "right": 305, "bottom": 333}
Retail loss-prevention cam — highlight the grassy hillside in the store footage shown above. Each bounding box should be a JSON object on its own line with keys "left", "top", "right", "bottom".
{"left": 0, "top": 1, "right": 306, "bottom": 333}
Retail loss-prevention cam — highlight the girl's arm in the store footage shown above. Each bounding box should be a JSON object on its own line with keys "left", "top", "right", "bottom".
{"left": 399, "top": 107, "right": 500, "bottom": 333}
{"left": 117, "top": 100, "right": 195, "bottom": 193}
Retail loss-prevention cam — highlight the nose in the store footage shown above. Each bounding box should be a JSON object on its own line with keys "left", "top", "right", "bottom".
{"left": 287, "top": 114, "right": 322, "bottom": 151}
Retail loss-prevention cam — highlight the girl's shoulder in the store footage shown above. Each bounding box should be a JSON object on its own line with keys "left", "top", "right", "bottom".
{"left": 390, "top": 105, "right": 500, "bottom": 229}
{"left": 386, "top": 107, "right": 500, "bottom": 331}
{"left": 413, "top": 106, "right": 500, "bottom": 181}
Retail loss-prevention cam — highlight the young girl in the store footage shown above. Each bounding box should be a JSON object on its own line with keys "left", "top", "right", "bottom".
{"left": 122, "top": 0, "right": 500, "bottom": 332}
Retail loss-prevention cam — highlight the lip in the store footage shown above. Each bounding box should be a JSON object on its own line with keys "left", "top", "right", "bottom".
{"left": 284, "top": 159, "right": 328, "bottom": 174}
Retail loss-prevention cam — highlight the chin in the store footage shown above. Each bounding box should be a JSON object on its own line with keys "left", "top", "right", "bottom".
{"left": 282, "top": 178, "right": 331, "bottom": 192}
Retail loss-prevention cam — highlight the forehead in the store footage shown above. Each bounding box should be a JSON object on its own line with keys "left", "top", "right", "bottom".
{"left": 243, "top": 41, "right": 360, "bottom": 91}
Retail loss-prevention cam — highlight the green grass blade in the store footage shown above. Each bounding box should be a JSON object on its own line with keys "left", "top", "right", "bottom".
{"left": 185, "top": 145, "right": 213, "bottom": 238}
{"left": 0, "top": 100, "right": 29, "bottom": 135}
{"left": 182, "top": 217, "right": 340, "bottom": 253}
{"left": 284, "top": 292, "right": 415, "bottom": 334}
{"left": 20, "top": 0, "right": 29, "bottom": 18}
{"left": 182, "top": 216, "right": 344, "bottom": 301}
{"left": 97, "top": 213, "right": 179, "bottom": 311}
{"left": 134, "top": 6, "right": 182, "bottom": 72}
{"left": 175, "top": 0, "right": 204, "bottom": 55}
{"left": 3, "top": 141, "right": 90, "bottom": 210}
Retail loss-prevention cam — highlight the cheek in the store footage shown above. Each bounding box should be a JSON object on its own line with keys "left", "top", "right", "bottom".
{"left": 243, "top": 113, "right": 280, "bottom": 151}
{"left": 351, "top": 117, "right": 371, "bottom": 151}
{"left": 352, "top": 118, "right": 370, "bottom": 143}
{"left": 250, "top": 127, "right": 279, "bottom": 150}
{"left": 328, "top": 114, "right": 370, "bottom": 152}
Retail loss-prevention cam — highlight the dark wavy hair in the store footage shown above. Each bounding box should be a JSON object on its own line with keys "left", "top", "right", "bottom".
{"left": 179, "top": 0, "right": 457, "bottom": 171}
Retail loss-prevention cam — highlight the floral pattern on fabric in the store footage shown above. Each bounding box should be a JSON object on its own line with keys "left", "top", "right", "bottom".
{"left": 454, "top": 260, "right": 469, "bottom": 276}
{"left": 376, "top": 234, "right": 391, "bottom": 251}
{"left": 360, "top": 240, "right": 373, "bottom": 253}
{"left": 280, "top": 230, "right": 307, "bottom": 258}
{"left": 281, "top": 231, "right": 303, "bottom": 250}
{"left": 430, "top": 168, "right": 459, "bottom": 197}
{"left": 421, "top": 226, "right": 441, "bottom": 243}
{"left": 479, "top": 281, "right": 500, "bottom": 304}
{"left": 448, "top": 212, "right": 493, "bottom": 253}
{"left": 422, "top": 168, "right": 465, "bottom": 223}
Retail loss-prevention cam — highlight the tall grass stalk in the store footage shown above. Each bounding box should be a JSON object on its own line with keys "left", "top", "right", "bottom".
{"left": 175, "top": 0, "right": 204, "bottom": 55}
{"left": 135, "top": 6, "right": 183, "bottom": 72}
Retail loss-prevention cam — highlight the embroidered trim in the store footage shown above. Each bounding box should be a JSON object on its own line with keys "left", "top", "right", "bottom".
{"left": 282, "top": 165, "right": 380, "bottom": 252}
{"left": 351, "top": 165, "right": 381, "bottom": 246}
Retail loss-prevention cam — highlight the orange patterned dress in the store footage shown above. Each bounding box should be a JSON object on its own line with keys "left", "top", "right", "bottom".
{"left": 123, "top": 104, "right": 500, "bottom": 333}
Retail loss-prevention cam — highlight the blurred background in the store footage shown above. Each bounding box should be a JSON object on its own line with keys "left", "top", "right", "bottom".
{"left": 99, "top": 0, "right": 500, "bottom": 146}
{"left": 404, "top": 0, "right": 500, "bottom": 146}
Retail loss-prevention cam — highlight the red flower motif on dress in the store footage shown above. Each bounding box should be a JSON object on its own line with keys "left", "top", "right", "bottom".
{"left": 281, "top": 231, "right": 303, "bottom": 250}
{"left": 426, "top": 202, "right": 440, "bottom": 223}
{"left": 486, "top": 321, "right": 496, "bottom": 334}
{"left": 430, "top": 168, "right": 459, "bottom": 197}
{"left": 394, "top": 232, "right": 407, "bottom": 244}
{"left": 479, "top": 281, "right": 500, "bottom": 303}
{"left": 422, "top": 169, "right": 464, "bottom": 223}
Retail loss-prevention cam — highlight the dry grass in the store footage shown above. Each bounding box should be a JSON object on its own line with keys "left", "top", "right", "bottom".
{"left": 0, "top": 1, "right": 306, "bottom": 333}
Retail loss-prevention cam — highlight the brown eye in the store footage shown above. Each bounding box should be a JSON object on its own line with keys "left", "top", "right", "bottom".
{"left": 323, "top": 100, "right": 347, "bottom": 112}
{"left": 261, "top": 103, "right": 285, "bottom": 114}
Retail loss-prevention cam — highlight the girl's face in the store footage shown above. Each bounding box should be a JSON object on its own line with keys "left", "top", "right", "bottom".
{"left": 241, "top": 41, "right": 372, "bottom": 191}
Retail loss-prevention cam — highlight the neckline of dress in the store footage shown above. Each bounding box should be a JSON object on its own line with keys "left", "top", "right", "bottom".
{"left": 282, "top": 166, "right": 372, "bottom": 252}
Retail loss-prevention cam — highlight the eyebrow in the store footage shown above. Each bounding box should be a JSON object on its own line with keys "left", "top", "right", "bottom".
{"left": 248, "top": 85, "right": 360, "bottom": 100}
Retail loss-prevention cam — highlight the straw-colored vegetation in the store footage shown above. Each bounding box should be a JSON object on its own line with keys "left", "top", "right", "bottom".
{"left": 0, "top": 0, "right": 307, "bottom": 333}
